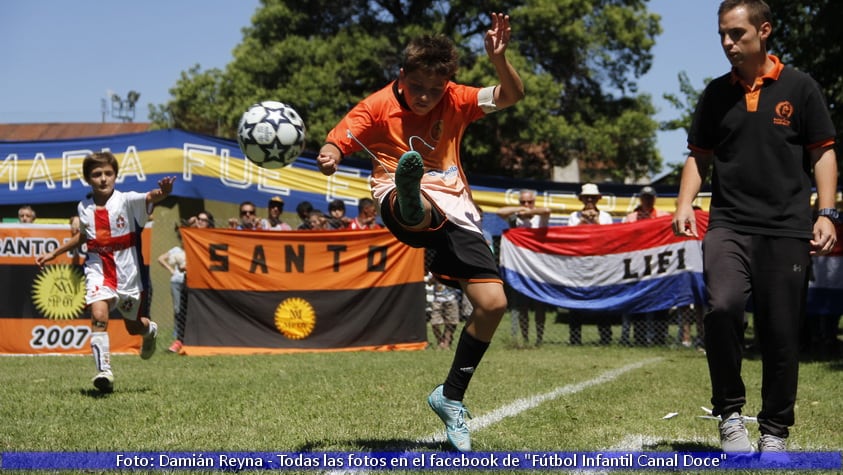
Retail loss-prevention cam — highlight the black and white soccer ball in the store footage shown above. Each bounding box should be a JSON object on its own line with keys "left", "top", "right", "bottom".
{"left": 237, "top": 101, "right": 306, "bottom": 169}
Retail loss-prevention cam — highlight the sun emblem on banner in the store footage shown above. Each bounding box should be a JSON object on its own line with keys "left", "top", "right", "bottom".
{"left": 274, "top": 297, "right": 316, "bottom": 340}
{"left": 32, "top": 265, "right": 86, "bottom": 320}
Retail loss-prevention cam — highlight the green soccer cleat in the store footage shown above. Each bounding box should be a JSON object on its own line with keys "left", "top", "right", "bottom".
{"left": 395, "top": 151, "right": 425, "bottom": 226}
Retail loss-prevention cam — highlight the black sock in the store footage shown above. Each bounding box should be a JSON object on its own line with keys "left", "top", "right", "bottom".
{"left": 443, "top": 329, "right": 490, "bottom": 401}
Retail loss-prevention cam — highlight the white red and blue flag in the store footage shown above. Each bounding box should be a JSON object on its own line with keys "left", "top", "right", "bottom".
{"left": 499, "top": 213, "right": 707, "bottom": 313}
{"left": 501, "top": 213, "right": 842, "bottom": 316}
{"left": 808, "top": 224, "right": 843, "bottom": 316}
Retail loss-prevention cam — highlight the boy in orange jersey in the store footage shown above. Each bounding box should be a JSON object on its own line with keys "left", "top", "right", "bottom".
{"left": 316, "top": 13, "right": 524, "bottom": 451}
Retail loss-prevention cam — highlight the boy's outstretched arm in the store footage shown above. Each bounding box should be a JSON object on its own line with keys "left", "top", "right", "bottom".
{"left": 36, "top": 231, "right": 83, "bottom": 267}
{"left": 147, "top": 176, "right": 176, "bottom": 206}
{"left": 486, "top": 12, "right": 525, "bottom": 110}
{"left": 317, "top": 143, "right": 342, "bottom": 176}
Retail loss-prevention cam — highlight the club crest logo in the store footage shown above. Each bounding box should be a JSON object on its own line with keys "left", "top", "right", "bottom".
{"left": 274, "top": 297, "right": 316, "bottom": 340}
{"left": 32, "top": 265, "right": 86, "bottom": 320}
{"left": 773, "top": 100, "right": 793, "bottom": 127}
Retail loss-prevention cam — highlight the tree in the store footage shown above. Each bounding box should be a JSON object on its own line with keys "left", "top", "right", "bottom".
{"left": 152, "top": 0, "right": 663, "bottom": 180}
{"left": 765, "top": 1, "right": 842, "bottom": 136}
{"left": 660, "top": 71, "right": 704, "bottom": 136}
{"left": 654, "top": 70, "right": 708, "bottom": 185}
{"left": 657, "top": 1, "right": 842, "bottom": 175}
{"left": 765, "top": 0, "right": 842, "bottom": 171}
{"left": 149, "top": 65, "right": 227, "bottom": 136}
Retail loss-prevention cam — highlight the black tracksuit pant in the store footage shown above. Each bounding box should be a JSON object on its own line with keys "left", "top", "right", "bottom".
{"left": 702, "top": 227, "right": 810, "bottom": 439}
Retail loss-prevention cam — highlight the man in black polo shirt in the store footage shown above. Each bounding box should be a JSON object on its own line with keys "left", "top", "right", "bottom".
{"left": 672, "top": 0, "right": 838, "bottom": 454}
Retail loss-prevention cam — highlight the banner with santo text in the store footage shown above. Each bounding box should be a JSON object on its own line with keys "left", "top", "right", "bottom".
{"left": 0, "top": 224, "right": 150, "bottom": 355}
{"left": 180, "top": 227, "right": 427, "bottom": 355}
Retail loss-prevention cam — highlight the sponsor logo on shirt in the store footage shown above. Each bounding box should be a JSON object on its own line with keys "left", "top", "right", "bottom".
{"left": 773, "top": 100, "right": 793, "bottom": 127}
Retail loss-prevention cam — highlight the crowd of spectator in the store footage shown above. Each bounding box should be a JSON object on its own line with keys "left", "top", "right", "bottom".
{"left": 218, "top": 197, "right": 383, "bottom": 232}
{"left": 495, "top": 184, "right": 708, "bottom": 350}
{"left": 14, "top": 187, "right": 839, "bottom": 356}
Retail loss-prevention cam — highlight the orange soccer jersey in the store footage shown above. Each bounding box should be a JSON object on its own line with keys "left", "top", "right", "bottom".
{"left": 325, "top": 80, "right": 492, "bottom": 233}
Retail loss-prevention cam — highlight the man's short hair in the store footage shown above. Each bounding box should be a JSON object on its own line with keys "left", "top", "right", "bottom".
{"left": 718, "top": 0, "right": 772, "bottom": 29}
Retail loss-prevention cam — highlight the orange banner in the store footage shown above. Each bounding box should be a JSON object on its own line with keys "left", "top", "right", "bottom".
{"left": 0, "top": 318, "right": 139, "bottom": 355}
{"left": 180, "top": 227, "right": 428, "bottom": 354}
{"left": 182, "top": 227, "right": 424, "bottom": 291}
{"left": 0, "top": 223, "right": 150, "bottom": 355}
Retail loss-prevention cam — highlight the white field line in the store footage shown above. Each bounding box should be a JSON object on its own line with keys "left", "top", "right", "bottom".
{"left": 420, "top": 357, "right": 663, "bottom": 444}
{"left": 325, "top": 357, "right": 662, "bottom": 475}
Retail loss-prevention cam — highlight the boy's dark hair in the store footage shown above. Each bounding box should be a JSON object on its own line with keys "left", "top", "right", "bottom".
{"left": 328, "top": 199, "right": 345, "bottom": 212}
{"left": 357, "top": 197, "right": 375, "bottom": 213}
{"left": 296, "top": 201, "right": 313, "bottom": 218}
{"left": 83, "top": 152, "right": 119, "bottom": 181}
{"left": 718, "top": 0, "right": 771, "bottom": 29}
{"left": 402, "top": 34, "right": 459, "bottom": 78}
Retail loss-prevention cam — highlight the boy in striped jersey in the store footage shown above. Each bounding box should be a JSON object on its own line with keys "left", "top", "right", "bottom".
{"left": 37, "top": 152, "right": 175, "bottom": 392}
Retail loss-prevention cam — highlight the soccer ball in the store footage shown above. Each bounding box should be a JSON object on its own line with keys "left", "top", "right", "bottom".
{"left": 237, "top": 101, "right": 306, "bottom": 169}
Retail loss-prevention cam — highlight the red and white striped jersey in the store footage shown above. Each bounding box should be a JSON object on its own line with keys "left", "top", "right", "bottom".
{"left": 77, "top": 190, "right": 151, "bottom": 303}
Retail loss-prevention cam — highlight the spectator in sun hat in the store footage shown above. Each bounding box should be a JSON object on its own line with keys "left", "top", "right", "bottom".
{"left": 568, "top": 183, "right": 613, "bottom": 225}
{"left": 567, "top": 182, "right": 615, "bottom": 345}
{"left": 262, "top": 196, "right": 292, "bottom": 231}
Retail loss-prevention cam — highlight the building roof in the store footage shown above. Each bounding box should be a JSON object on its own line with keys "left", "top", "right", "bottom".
{"left": 0, "top": 123, "right": 152, "bottom": 141}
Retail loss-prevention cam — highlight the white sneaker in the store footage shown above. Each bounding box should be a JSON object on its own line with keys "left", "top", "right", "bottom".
{"left": 758, "top": 434, "right": 787, "bottom": 452}
{"left": 92, "top": 370, "right": 114, "bottom": 393}
{"left": 140, "top": 321, "right": 157, "bottom": 360}
{"left": 758, "top": 434, "right": 789, "bottom": 465}
{"left": 719, "top": 412, "right": 752, "bottom": 452}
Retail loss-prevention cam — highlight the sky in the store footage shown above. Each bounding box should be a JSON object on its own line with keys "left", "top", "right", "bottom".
{"left": 0, "top": 0, "right": 726, "bottom": 169}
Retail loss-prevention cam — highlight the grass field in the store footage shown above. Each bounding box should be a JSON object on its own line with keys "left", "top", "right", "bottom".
{"left": 1, "top": 319, "right": 841, "bottom": 475}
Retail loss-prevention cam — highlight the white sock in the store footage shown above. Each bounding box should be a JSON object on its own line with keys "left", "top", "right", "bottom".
{"left": 90, "top": 331, "right": 111, "bottom": 372}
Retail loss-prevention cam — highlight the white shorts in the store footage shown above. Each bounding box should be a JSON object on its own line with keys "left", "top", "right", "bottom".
{"left": 86, "top": 286, "right": 145, "bottom": 321}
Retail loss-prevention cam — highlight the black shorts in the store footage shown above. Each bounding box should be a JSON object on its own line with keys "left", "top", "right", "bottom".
{"left": 380, "top": 190, "right": 501, "bottom": 286}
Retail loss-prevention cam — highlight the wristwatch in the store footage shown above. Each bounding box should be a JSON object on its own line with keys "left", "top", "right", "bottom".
{"left": 817, "top": 208, "right": 840, "bottom": 223}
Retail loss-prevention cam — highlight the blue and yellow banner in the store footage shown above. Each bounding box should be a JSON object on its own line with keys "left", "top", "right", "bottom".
{"left": 1, "top": 130, "right": 708, "bottom": 234}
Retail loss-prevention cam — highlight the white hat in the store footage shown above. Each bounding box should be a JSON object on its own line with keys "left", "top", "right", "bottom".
{"left": 579, "top": 183, "right": 601, "bottom": 196}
